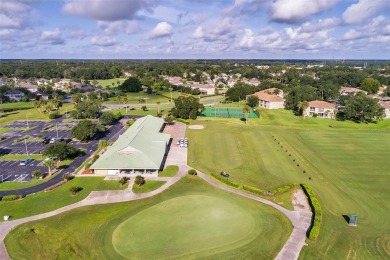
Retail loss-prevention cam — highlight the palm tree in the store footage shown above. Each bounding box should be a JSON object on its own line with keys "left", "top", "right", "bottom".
{"left": 43, "top": 158, "right": 56, "bottom": 176}
{"left": 71, "top": 93, "right": 83, "bottom": 107}
{"left": 242, "top": 106, "right": 251, "bottom": 125}
{"left": 156, "top": 101, "right": 161, "bottom": 113}
{"left": 33, "top": 100, "right": 42, "bottom": 113}
{"left": 168, "top": 87, "right": 173, "bottom": 103}
{"left": 297, "top": 101, "right": 309, "bottom": 119}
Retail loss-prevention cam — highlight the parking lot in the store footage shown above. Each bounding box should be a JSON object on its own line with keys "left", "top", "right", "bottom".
{"left": 0, "top": 160, "right": 45, "bottom": 182}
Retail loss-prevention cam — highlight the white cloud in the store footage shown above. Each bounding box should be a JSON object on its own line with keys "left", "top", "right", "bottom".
{"left": 0, "top": 0, "right": 37, "bottom": 29}
{"left": 192, "top": 18, "right": 236, "bottom": 42}
{"left": 343, "top": 0, "right": 390, "bottom": 24}
{"left": 97, "top": 20, "right": 140, "bottom": 35}
{"left": 270, "top": 0, "right": 340, "bottom": 23}
{"left": 149, "top": 22, "right": 173, "bottom": 39}
{"left": 91, "top": 36, "right": 117, "bottom": 46}
{"left": 192, "top": 26, "right": 204, "bottom": 38}
{"left": 62, "top": 0, "right": 155, "bottom": 21}
{"left": 40, "top": 29, "right": 65, "bottom": 45}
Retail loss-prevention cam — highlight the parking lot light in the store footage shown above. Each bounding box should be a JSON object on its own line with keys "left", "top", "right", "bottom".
{"left": 24, "top": 138, "right": 29, "bottom": 156}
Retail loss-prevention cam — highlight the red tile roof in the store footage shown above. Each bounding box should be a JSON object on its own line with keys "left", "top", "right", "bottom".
{"left": 308, "top": 100, "right": 336, "bottom": 109}
{"left": 252, "top": 91, "right": 285, "bottom": 102}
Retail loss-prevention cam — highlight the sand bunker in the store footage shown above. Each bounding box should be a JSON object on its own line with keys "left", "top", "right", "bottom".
{"left": 188, "top": 125, "right": 204, "bottom": 129}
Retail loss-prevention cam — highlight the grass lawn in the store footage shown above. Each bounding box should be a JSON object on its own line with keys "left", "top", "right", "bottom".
{"left": 108, "top": 108, "right": 161, "bottom": 117}
{"left": 5, "top": 177, "right": 292, "bottom": 259}
{"left": 104, "top": 91, "right": 181, "bottom": 105}
{"left": 132, "top": 180, "right": 166, "bottom": 193}
{"left": 0, "top": 154, "right": 43, "bottom": 160}
{"left": 0, "top": 177, "right": 126, "bottom": 220}
{"left": 158, "top": 165, "right": 179, "bottom": 177}
{"left": 0, "top": 103, "right": 74, "bottom": 127}
{"left": 187, "top": 114, "right": 390, "bottom": 259}
{"left": 0, "top": 102, "right": 33, "bottom": 110}
{"left": 0, "top": 178, "right": 47, "bottom": 191}
{"left": 96, "top": 78, "right": 127, "bottom": 88}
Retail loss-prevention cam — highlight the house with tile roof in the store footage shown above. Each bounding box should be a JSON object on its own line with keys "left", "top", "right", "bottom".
{"left": 303, "top": 100, "right": 336, "bottom": 118}
{"left": 249, "top": 88, "right": 285, "bottom": 109}
{"left": 90, "top": 115, "right": 170, "bottom": 177}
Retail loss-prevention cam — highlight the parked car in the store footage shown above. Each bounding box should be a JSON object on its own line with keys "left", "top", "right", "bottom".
{"left": 19, "top": 158, "right": 34, "bottom": 166}
{"left": 220, "top": 171, "right": 229, "bottom": 178}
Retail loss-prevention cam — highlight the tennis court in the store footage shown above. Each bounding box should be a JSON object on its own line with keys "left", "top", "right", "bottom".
{"left": 201, "top": 107, "right": 259, "bottom": 118}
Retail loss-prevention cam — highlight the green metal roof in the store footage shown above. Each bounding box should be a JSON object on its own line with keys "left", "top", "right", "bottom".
{"left": 90, "top": 115, "right": 170, "bottom": 170}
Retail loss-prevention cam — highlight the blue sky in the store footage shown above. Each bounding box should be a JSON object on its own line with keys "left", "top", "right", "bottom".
{"left": 0, "top": 0, "right": 389, "bottom": 59}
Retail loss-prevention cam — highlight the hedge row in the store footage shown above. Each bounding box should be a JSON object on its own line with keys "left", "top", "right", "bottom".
{"left": 210, "top": 172, "right": 240, "bottom": 188}
{"left": 44, "top": 180, "right": 66, "bottom": 192}
{"left": 270, "top": 183, "right": 297, "bottom": 195}
{"left": 242, "top": 184, "right": 264, "bottom": 195}
{"left": 176, "top": 118, "right": 190, "bottom": 125}
{"left": 1, "top": 194, "right": 21, "bottom": 202}
{"left": 301, "top": 184, "right": 322, "bottom": 240}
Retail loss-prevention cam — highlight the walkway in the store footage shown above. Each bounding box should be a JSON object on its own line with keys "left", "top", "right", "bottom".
{"left": 0, "top": 121, "right": 312, "bottom": 260}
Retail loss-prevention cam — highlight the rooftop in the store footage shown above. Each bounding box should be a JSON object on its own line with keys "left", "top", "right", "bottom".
{"left": 90, "top": 115, "right": 170, "bottom": 170}
{"left": 308, "top": 100, "right": 336, "bottom": 109}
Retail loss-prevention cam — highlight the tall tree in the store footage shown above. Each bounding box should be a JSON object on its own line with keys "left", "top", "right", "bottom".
{"left": 345, "top": 92, "right": 385, "bottom": 123}
{"left": 119, "top": 77, "right": 142, "bottom": 92}
{"left": 171, "top": 96, "right": 204, "bottom": 119}
{"left": 360, "top": 78, "right": 381, "bottom": 94}
{"left": 246, "top": 95, "right": 259, "bottom": 107}
{"left": 242, "top": 106, "right": 251, "bottom": 125}
{"left": 297, "top": 101, "right": 309, "bottom": 118}
{"left": 71, "top": 120, "right": 98, "bottom": 142}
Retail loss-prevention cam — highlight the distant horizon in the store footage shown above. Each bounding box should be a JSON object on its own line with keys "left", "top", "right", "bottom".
{"left": 1, "top": 0, "right": 389, "bottom": 59}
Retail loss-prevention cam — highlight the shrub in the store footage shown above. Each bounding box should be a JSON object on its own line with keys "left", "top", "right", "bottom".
{"left": 69, "top": 186, "right": 82, "bottom": 195}
{"left": 1, "top": 195, "right": 21, "bottom": 202}
{"left": 119, "top": 176, "right": 129, "bottom": 186}
{"left": 135, "top": 175, "right": 145, "bottom": 187}
{"left": 63, "top": 173, "right": 73, "bottom": 182}
{"left": 188, "top": 169, "right": 197, "bottom": 176}
{"left": 176, "top": 118, "right": 190, "bottom": 125}
{"left": 49, "top": 113, "right": 61, "bottom": 119}
{"left": 301, "top": 184, "right": 322, "bottom": 241}
{"left": 270, "top": 184, "right": 297, "bottom": 195}
{"left": 242, "top": 185, "right": 264, "bottom": 195}
{"left": 32, "top": 170, "right": 43, "bottom": 179}
{"left": 210, "top": 172, "right": 240, "bottom": 188}
{"left": 92, "top": 154, "right": 99, "bottom": 163}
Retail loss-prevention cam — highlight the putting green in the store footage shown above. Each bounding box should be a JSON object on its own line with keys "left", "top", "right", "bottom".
{"left": 112, "top": 195, "right": 258, "bottom": 259}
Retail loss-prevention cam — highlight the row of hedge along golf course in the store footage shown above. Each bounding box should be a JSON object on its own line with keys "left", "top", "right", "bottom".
{"left": 3, "top": 108, "right": 390, "bottom": 259}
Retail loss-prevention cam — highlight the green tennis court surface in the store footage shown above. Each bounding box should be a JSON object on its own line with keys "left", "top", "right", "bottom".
{"left": 201, "top": 107, "right": 259, "bottom": 118}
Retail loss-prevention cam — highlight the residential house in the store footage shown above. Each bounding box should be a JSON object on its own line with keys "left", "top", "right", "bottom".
{"left": 18, "top": 82, "right": 38, "bottom": 93}
{"left": 303, "top": 100, "right": 336, "bottom": 118}
{"left": 36, "top": 78, "right": 52, "bottom": 86}
{"left": 188, "top": 83, "right": 215, "bottom": 95}
{"left": 4, "top": 90, "right": 25, "bottom": 101}
{"left": 379, "top": 101, "right": 390, "bottom": 118}
{"left": 250, "top": 88, "right": 285, "bottom": 109}
{"left": 340, "top": 87, "right": 367, "bottom": 96}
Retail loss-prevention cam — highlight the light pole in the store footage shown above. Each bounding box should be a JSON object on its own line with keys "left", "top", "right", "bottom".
{"left": 56, "top": 123, "right": 59, "bottom": 138}
{"left": 24, "top": 138, "right": 29, "bottom": 156}
{"left": 26, "top": 114, "right": 29, "bottom": 128}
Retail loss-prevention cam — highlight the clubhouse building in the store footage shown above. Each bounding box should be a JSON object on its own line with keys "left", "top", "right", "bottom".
{"left": 90, "top": 115, "right": 170, "bottom": 177}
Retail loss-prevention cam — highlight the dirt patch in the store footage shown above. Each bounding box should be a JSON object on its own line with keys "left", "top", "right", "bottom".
{"left": 188, "top": 125, "right": 204, "bottom": 129}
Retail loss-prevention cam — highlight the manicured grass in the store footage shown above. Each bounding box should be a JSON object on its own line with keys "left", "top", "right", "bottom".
{"left": 132, "top": 180, "right": 166, "bottom": 193}
{"left": 0, "top": 154, "right": 43, "bottom": 160}
{"left": 0, "top": 177, "right": 127, "bottom": 220}
{"left": 96, "top": 78, "right": 127, "bottom": 88}
{"left": 159, "top": 165, "right": 179, "bottom": 177}
{"left": 187, "top": 115, "right": 390, "bottom": 259}
{"left": 0, "top": 103, "right": 74, "bottom": 127}
{"left": 108, "top": 108, "right": 161, "bottom": 116}
{"left": 0, "top": 102, "right": 33, "bottom": 110}
{"left": 5, "top": 177, "right": 292, "bottom": 259}
{"left": 104, "top": 91, "right": 181, "bottom": 104}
